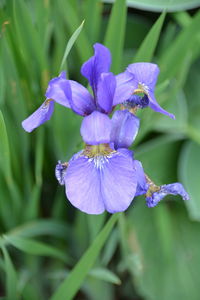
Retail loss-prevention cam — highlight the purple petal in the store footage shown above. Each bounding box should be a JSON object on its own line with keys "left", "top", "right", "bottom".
{"left": 65, "top": 150, "right": 137, "bottom": 214}
{"left": 80, "top": 111, "right": 112, "bottom": 145}
{"left": 113, "top": 71, "right": 136, "bottom": 106}
{"left": 46, "top": 72, "right": 95, "bottom": 116}
{"left": 148, "top": 91, "right": 175, "bottom": 119}
{"left": 45, "top": 72, "right": 71, "bottom": 108}
{"left": 55, "top": 161, "right": 68, "bottom": 185}
{"left": 146, "top": 192, "right": 165, "bottom": 208}
{"left": 146, "top": 182, "right": 189, "bottom": 208}
{"left": 111, "top": 110, "right": 140, "bottom": 149}
{"left": 22, "top": 100, "right": 54, "bottom": 132}
{"left": 117, "top": 148, "right": 134, "bottom": 158}
{"left": 132, "top": 160, "right": 149, "bottom": 196}
{"left": 127, "top": 63, "right": 159, "bottom": 91}
{"left": 162, "top": 183, "right": 190, "bottom": 200}
{"left": 97, "top": 73, "right": 116, "bottom": 113}
{"left": 65, "top": 155, "right": 104, "bottom": 214}
{"left": 81, "top": 43, "right": 111, "bottom": 96}
{"left": 101, "top": 151, "right": 137, "bottom": 213}
{"left": 68, "top": 80, "right": 95, "bottom": 116}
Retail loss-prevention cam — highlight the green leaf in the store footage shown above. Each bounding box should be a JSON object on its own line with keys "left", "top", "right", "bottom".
{"left": 51, "top": 214, "right": 119, "bottom": 300}
{"left": 159, "top": 11, "right": 200, "bottom": 82}
{"left": 89, "top": 268, "right": 121, "bottom": 285}
{"left": 59, "top": 20, "right": 85, "bottom": 72}
{"left": 104, "top": 0, "right": 127, "bottom": 73}
{"left": 0, "top": 111, "right": 11, "bottom": 179}
{"left": 84, "top": 0, "right": 102, "bottom": 43}
{"left": 4, "top": 219, "right": 69, "bottom": 240}
{"left": 128, "top": 203, "right": 200, "bottom": 300}
{"left": 1, "top": 246, "right": 18, "bottom": 300}
{"left": 87, "top": 213, "right": 106, "bottom": 241}
{"left": 101, "top": 228, "right": 119, "bottom": 265}
{"left": 57, "top": 0, "right": 92, "bottom": 64}
{"left": 133, "top": 11, "right": 166, "bottom": 62}
{"left": 3, "top": 235, "right": 68, "bottom": 263}
{"left": 179, "top": 141, "right": 200, "bottom": 221}
{"left": 104, "top": 0, "right": 200, "bottom": 12}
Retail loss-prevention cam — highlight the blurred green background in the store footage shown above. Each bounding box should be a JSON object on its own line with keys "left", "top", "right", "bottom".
{"left": 0, "top": 0, "right": 200, "bottom": 299}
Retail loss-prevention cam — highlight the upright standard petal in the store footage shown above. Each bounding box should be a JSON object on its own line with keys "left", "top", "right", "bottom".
{"left": 65, "top": 155, "right": 105, "bottom": 214}
{"left": 127, "top": 62, "right": 159, "bottom": 90}
{"left": 45, "top": 72, "right": 71, "bottom": 108}
{"left": 113, "top": 72, "right": 136, "bottom": 106}
{"left": 110, "top": 110, "right": 140, "bottom": 149}
{"left": 81, "top": 43, "right": 111, "bottom": 95}
{"left": 97, "top": 72, "right": 116, "bottom": 113}
{"left": 22, "top": 100, "right": 54, "bottom": 132}
{"left": 146, "top": 182, "right": 189, "bottom": 208}
{"left": 80, "top": 111, "right": 112, "bottom": 145}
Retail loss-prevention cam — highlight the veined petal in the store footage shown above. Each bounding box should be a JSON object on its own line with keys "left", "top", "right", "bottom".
{"left": 113, "top": 71, "right": 136, "bottom": 106}
{"left": 45, "top": 71, "right": 71, "bottom": 108}
{"left": 146, "top": 182, "right": 189, "bottom": 208}
{"left": 97, "top": 72, "right": 116, "bottom": 113}
{"left": 148, "top": 91, "right": 175, "bottom": 119}
{"left": 65, "top": 155, "right": 104, "bottom": 214}
{"left": 111, "top": 110, "right": 140, "bottom": 149}
{"left": 68, "top": 80, "right": 95, "bottom": 116}
{"left": 81, "top": 43, "right": 111, "bottom": 95}
{"left": 80, "top": 111, "right": 112, "bottom": 145}
{"left": 127, "top": 62, "right": 159, "bottom": 91}
{"left": 65, "top": 150, "right": 137, "bottom": 214}
{"left": 101, "top": 151, "right": 137, "bottom": 213}
{"left": 22, "top": 100, "right": 54, "bottom": 132}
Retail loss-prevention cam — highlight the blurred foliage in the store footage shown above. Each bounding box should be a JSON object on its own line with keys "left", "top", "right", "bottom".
{"left": 0, "top": 0, "right": 200, "bottom": 299}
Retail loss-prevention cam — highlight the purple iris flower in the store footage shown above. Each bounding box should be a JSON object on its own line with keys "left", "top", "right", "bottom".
{"left": 55, "top": 108, "right": 144, "bottom": 214}
{"left": 120, "top": 63, "right": 175, "bottom": 119}
{"left": 146, "top": 183, "right": 190, "bottom": 208}
{"left": 22, "top": 43, "right": 135, "bottom": 132}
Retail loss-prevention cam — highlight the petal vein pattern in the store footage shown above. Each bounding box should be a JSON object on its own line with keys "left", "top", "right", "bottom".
{"left": 65, "top": 151, "right": 137, "bottom": 214}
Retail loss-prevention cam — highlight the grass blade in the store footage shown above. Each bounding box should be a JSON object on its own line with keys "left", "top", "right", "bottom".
{"left": 1, "top": 246, "right": 18, "bottom": 300}
{"left": 3, "top": 235, "right": 69, "bottom": 263}
{"left": 51, "top": 213, "right": 119, "bottom": 300}
{"left": 0, "top": 110, "right": 11, "bottom": 180}
{"left": 59, "top": 20, "right": 85, "bottom": 72}
{"left": 104, "top": 0, "right": 127, "bottom": 73}
{"left": 133, "top": 11, "right": 166, "bottom": 62}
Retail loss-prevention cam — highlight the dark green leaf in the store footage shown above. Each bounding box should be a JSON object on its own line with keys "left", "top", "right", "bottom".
{"left": 133, "top": 11, "right": 165, "bottom": 62}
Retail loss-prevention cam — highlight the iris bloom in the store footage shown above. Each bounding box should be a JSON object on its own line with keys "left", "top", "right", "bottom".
{"left": 22, "top": 43, "right": 135, "bottom": 133}
{"left": 121, "top": 63, "right": 175, "bottom": 119}
{"left": 55, "top": 109, "right": 144, "bottom": 214}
